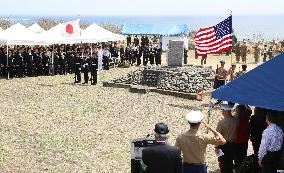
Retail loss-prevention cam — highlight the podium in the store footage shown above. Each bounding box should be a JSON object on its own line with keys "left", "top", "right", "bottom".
{"left": 131, "top": 138, "right": 155, "bottom": 173}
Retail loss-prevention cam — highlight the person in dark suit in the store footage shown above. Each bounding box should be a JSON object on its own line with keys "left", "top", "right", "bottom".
{"left": 142, "top": 45, "right": 149, "bottom": 66}
{"left": 90, "top": 52, "right": 98, "bottom": 85}
{"left": 154, "top": 44, "right": 162, "bottom": 65}
{"left": 134, "top": 35, "right": 139, "bottom": 46}
{"left": 74, "top": 52, "right": 82, "bottom": 83}
{"left": 141, "top": 123, "right": 182, "bottom": 173}
{"left": 127, "top": 35, "right": 132, "bottom": 45}
{"left": 149, "top": 45, "right": 155, "bottom": 65}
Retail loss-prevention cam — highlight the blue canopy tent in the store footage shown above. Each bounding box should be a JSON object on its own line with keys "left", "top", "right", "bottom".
{"left": 212, "top": 53, "right": 284, "bottom": 111}
{"left": 121, "top": 24, "right": 189, "bottom": 36}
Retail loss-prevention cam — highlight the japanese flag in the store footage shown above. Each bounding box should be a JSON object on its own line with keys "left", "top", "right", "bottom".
{"left": 62, "top": 19, "right": 80, "bottom": 37}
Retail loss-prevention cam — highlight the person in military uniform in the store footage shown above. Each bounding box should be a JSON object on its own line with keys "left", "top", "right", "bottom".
{"left": 240, "top": 41, "right": 247, "bottom": 63}
{"left": 14, "top": 49, "right": 24, "bottom": 78}
{"left": 227, "top": 63, "right": 237, "bottom": 81}
{"left": 42, "top": 49, "right": 50, "bottom": 76}
{"left": 90, "top": 52, "right": 98, "bottom": 85}
{"left": 111, "top": 42, "right": 119, "bottom": 65}
{"left": 254, "top": 43, "right": 261, "bottom": 63}
{"left": 53, "top": 49, "right": 60, "bottom": 75}
{"left": 141, "top": 123, "right": 182, "bottom": 173}
{"left": 235, "top": 41, "right": 241, "bottom": 63}
{"left": 133, "top": 45, "right": 140, "bottom": 66}
{"left": 134, "top": 35, "right": 139, "bottom": 47}
{"left": 263, "top": 44, "right": 268, "bottom": 62}
{"left": 201, "top": 54, "right": 207, "bottom": 66}
{"left": 66, "top": 49, "right": 74, "bottom": 74}
{"left": 8, "top": 49, "right": 15, "bottom": 78}
{"left": 102, "top": 47, "right": 111, "bottom": 70}
{"left": 74, "top": 52, "right": 82, "bottom": 83}
{"left": 58, "top": 49, "right": 66, "bottom": 75}
{"left": 130, "top": 45, "right": 136, "bottom": 65}
{"left": 214, "top": 59, "right": 227, "bottom": 89}
{"left": 25, "top": 48, "right": 34, "bottom": 77}
{"left": 175, "top": 111, "right": 226, "bottom": 173}
{"left": 0, "top": 47, "right": 6, "bottom": 76}
{"left": 236, "top": 63, "right": 247, "bottom": 78}
{"left": 184, "top": 48, "right": 188, "bottom": 64}
{"left": 127, "top": 35, "right": 132, "bottom": 46}
{"left": 141, "top": 36, "right": 146, "bottom": 47}
{"left": 155, "top": 44, "right": 162, "bottom": 65}
{"left": 82, "top": 51, "right": 90, "bottom": 84}
{"left": 268, "top": 45, "right": 273, "bottom": 60}
{"left": 149, "top": 44, "right": 155, "bottom": 65}
{"left": 216, "top": 104, "right": 239, "bottom": 173}
{"left": 143, "top": 45, "right": 149, "bottom": 66}
{"left": 119, "top": 45, "right": 125, "bottom": 64}
{"left": 214, "top": 60, "right": 227, "bottom": 105}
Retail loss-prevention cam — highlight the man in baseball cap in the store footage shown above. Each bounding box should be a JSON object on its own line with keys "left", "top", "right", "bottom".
{"left": 141, "top": 123, "right": 182, "bottom": 173}
{"left": 175, "top": 111, "right": 226, "bottom": 173}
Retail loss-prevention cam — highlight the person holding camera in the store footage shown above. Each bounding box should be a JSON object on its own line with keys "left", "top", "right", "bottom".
{"left": 141, "top": 123, "right": 182, "bottom": 173}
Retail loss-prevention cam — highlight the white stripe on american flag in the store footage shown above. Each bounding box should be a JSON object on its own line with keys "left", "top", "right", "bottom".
{"left": 195, "top": 31, "right": 215, "bottom": 41}
{"left": 195, "top": 36, "right": 216, "bottom": 45}
{"left": 196, "top": 41, "right": 232, "bottom": 51}
{"left": 197, "top": 45, "right": 232, "bottom": 55}
{"left": 195, "top": 27, "right": 214, "bottom": 37}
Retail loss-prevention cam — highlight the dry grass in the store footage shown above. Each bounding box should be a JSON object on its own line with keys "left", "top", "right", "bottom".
{"left": 0, "top": 52, "right": 257, "bottom": 173}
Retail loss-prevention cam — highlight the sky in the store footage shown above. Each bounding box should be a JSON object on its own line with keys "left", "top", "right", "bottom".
{"left": 0, "top": 0, "right": 283, "bottom": 16}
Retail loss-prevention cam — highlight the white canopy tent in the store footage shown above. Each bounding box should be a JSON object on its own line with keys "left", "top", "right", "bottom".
{"left": 27, "top": 23, "right": 45, "bottom": 34}
{"left": 80, "top": 23, "right": 124, "bottom": 43}
{"left": 0, "top": 22, "right": 125, "bottom": 45}
{"left": 1, "top": 23, "right": 37, "bottom": 45}
{"left": 38, "top": 23, "right": 82, "bottom": 45}
{"left": 0, "top": 27, "right": 5, "bottom": 44}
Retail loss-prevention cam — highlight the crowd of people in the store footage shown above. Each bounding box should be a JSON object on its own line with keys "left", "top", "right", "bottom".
{"left": 194, "top": 40, "right": 284, "bottom": 66}
{"left": 0, "top": 35, "right": 163, "bottom": 84}
{"left": 141, "top": 105, "right": 284, "bottom": 173}
{"left": 234, "top": 40, "right": 284, "bottom": 64}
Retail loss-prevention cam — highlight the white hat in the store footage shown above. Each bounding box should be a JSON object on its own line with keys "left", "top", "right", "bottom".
{"left": 186, "top": 111, "right": 204, "bottom": 123}
{"left": 220, "top": 104, "right": 233, "bottom": 110}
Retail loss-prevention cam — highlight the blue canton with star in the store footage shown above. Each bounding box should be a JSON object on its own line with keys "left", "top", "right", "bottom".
{"left": 214, "top": 16, "right": 232, "bottom": 40}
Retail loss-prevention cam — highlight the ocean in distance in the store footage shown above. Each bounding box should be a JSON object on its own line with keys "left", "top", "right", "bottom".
{"left": 1, "top": 15, "right": 284, "bottom": 41}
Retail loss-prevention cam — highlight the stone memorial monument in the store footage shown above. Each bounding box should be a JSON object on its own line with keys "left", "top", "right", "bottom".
{"left": 167, "top": 40, "right": 184, "bottom": 66}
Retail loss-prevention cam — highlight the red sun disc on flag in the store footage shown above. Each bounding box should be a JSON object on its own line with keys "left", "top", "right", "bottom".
{"left": 66, "top": 24, "right": 73, "bottom": 34}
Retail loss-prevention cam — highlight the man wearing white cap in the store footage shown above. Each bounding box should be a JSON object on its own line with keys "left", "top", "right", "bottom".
{"left": 175, "top": 111, "right": 226, "bottom": 173}
{"left": 216, "top": 104, "right": 239, "bottom": 173}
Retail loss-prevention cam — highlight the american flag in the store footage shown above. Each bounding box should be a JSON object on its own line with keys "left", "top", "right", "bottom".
{"left": 195, "top": 16, "right": 232, "bottom": 55}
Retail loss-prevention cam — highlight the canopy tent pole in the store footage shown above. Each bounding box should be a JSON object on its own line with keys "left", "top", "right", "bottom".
{"left": 6, "top": 43, "right": 9, "bottom": 80}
